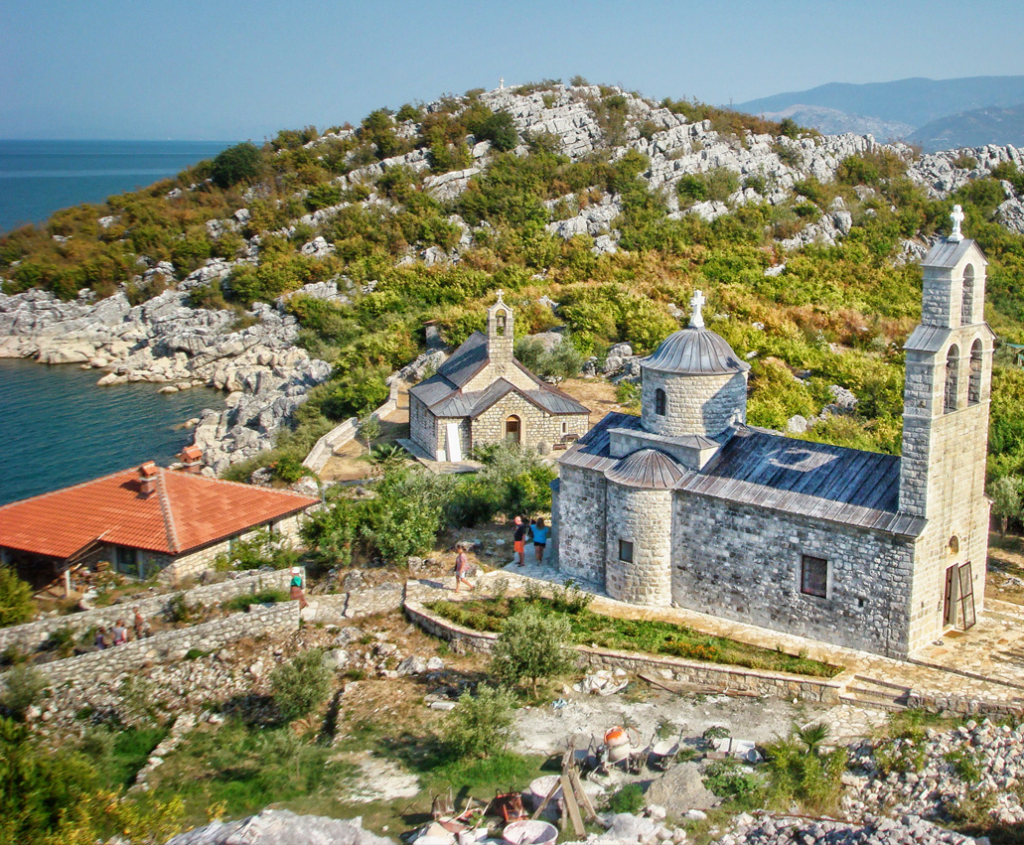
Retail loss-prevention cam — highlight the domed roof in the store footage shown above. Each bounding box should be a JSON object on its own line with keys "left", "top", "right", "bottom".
{"left": 642, "top": 326, "right": 749, "bottom": 375}
{"left": 605, "top": 449, "right": 686, "bottom": 489}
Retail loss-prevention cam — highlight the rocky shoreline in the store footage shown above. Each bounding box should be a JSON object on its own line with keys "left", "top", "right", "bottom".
{"left": 0, "top": 286, "right": 331, "bottom": 475}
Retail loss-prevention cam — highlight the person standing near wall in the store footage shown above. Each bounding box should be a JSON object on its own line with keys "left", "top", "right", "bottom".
{"left": 532, "top": 518, "right": 549, "bottom": 563}
{"left": 290, "top": 568, "right": 309, "bottom": 609}
{"left": 512, "top": 516, "right": 527, "bottom": 566}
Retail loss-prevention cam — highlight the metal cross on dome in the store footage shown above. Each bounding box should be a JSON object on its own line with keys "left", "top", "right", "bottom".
{"left": 949, "top": 204, "right": 965, "bottom": 242}
{"left": 689, "top": 289, "right": 706, "bottom": 328}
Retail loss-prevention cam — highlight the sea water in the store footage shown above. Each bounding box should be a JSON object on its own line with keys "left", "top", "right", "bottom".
{"left": 0, "top": 139, "right": 234, "bottom": 234}
{"left": 0, "top": 139, "right": 236, "bottom": 503}
{"left": 0, "top": 359, "right": 220, "bottom": 506}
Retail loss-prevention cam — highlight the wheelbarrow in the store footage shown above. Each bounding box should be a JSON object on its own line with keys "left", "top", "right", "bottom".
{"left": 647, "top": 727, "right": 686, "bottom": 772}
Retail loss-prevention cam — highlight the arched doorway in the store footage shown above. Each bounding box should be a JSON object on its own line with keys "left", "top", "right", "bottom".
{"left": 505, "top": 415, "right": 521, "bottom": 443}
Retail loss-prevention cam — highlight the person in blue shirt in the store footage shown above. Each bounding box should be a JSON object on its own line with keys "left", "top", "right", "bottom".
{"left": 531, "top": 517, "right": 549, "bottom": 563}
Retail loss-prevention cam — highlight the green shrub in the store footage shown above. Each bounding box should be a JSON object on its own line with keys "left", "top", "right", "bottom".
{"left": 0, "top": 666, "right": 48, "bottom": 719}
{"left": 270, "top": 649, "right": 333, "bottom": 721}
{"left": 211, "top": 142, "right": 263, "bottom": 189}
{"left": 0, "top": 566, "right": 34, "bottom": 628}
{"left": 477, "top": 112, "right": 519, "bottom": 152}
{"left": 443, "top": 683, "right": 518, "bottom": 758}
{"left": 491, "top": 608, "right": 574, "bottom": 696}
{"left": 703, "top": 758, "right": 764, "bottom": 801}
{"left": 43, "top": 626, "right": 76, "bottom": 657}
{"left": 223, "top": 589, "right": 289, "bottom": 612}
{"left": 608, "top": 783, "right": 645, "bottom": 814}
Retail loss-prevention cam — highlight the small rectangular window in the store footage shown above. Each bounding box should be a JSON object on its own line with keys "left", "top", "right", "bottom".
{"left": 801, "top": 555, "right": 828, "bottom": 598}
{"left": 561, "top": 421, "right": 568, "bottom": 435}
{"left": 619, "top": 540, "right": 634, "bottom": 563}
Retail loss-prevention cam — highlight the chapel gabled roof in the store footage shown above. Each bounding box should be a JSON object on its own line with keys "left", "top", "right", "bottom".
{"left": 0, "top": 467, "right": 319, "bottom": 559}
{"left": 409, "top": 331, "right": 589, "bottom": 418}
{"left": 921, "top": 237, "right": 986, "bottom": 269}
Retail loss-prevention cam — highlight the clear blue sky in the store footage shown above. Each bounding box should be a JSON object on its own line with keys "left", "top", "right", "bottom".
{"left": 2, "top": 0, "right": 1021, "bottom": 140}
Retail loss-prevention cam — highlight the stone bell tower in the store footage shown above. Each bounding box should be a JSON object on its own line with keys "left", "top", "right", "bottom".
{"left": 486, "top": 289, "right": 514, "bottom": 377}
{"left": 901, "top": 206, "right": 995, "bottom": 646}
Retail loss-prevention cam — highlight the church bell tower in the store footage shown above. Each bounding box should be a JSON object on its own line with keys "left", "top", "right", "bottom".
{"left": 901, "top": 206, "right": 994, "bottom": 645}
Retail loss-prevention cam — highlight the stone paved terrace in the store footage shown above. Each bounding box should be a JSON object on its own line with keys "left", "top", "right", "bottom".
{"left": 407, "top": 558, "right": 1024, "bottom": 729}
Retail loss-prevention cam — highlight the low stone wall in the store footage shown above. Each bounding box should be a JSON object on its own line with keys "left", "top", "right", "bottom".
{"left": 17, "top": 601, "right": 299, "bottom": 689}
{"left": 304, "top": 381, "right": 400, "bottom": 472}
{"left": 404, "top": 600, "right": 843, "bottom": 704}
{"left": 0, "top": 569, "right": 297, "bottom": 654}
{"left": 300, "top": 582, "right": 406, "bottom": 625}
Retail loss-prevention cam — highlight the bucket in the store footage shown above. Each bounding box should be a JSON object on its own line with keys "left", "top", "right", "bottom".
{"left": 502, "top": 820, "right": 558, "bottom": 845}
{"left": 526, "top": 775, "right": 562, "bottom": 820}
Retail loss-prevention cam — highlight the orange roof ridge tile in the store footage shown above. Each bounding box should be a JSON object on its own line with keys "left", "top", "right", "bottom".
{"left": 155, "top": 470, "right": 181, "bottom": 555}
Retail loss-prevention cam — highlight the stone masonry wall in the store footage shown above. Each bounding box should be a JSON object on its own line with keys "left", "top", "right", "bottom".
{"left": 555, "top": 464, "right": 607, "bottom": 584}
{"left": 404, "top": 600, "right": 842, "bottom": 704}
{"left": 433, "top": 416, "right": 471, "bottom": 461}
{"left": 672, "top": 493, "right": 916, "bottom": 658}
{"left": 12, "top": 601, "right": 299, "bottom": 689}
{"left": 605, "top": 483, "right": 672, "bottom": 605}
{"left": 161, "top": 513, "right": 307, "bottom": 583}
{"left": 0, "top": 569, "right": 296, "bottom": 653}
{"left": 409, "top": 394, "right": 436, "bottom": 456}
{"left": 641, "top": 370, "right": 747, "bottom": 438}
{"left": 472, "top": 392, "right": 587, "bottom": 453}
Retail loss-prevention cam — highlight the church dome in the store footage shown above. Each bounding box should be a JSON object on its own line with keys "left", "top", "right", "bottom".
{"left": 605, "top": 449, "right": 686, "bottom": 489}
{"left": 642, "top": 326, "right": 749, "bottom": 375}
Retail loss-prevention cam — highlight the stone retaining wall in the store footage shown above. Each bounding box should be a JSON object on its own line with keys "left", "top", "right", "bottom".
{"left": 15, "top": 601, "right": 299, "bottom": 689}
{"left": 0, "top": 569, "right": 297, "bottom": 654}
{"left": 404, "top": 600, "right": 843, "bottom": 704}
{"left": 304, "top": 381, "right": 399, "bottom": 472}
{"left": 300, "top": 582, "right": 406, "bottom": 625}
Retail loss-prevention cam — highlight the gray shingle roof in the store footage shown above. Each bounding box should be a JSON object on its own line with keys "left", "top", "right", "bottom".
{"left": 558, "top": 414, "right": 924, "bottom": 537}
{"left": 606, "top": 449, "right": 686, "bottom": 489}
{"left": 642, "top": 326, "right": 750, "bottom": 375}
{"left": 410, "top": 332, "right": 589, "bottom": 419}
{"left": 921, "top": 238, "right": 986, "bottom": 269}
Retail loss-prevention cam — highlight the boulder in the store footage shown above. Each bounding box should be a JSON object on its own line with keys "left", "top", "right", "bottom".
{"left": 644, "top": 762, "right": 717, "bottom": 816}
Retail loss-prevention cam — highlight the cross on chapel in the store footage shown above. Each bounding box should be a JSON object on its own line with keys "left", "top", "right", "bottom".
{"left": 494, "top": 289, "right": 504, "bottom": 302}
{"left": 689, "top": 289, "right": 706, "bottom": 328}
{"left": 949, "top": 204, "right": 965, "bottom": 242}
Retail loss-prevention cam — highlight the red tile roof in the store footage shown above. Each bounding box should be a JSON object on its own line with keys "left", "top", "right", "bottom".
{"left": 0, "top": 466, "right": 319, "bottom": 559}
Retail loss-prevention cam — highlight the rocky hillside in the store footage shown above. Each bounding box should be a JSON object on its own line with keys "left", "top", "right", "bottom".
{"left": 3, "top": 80, "right": 1024, "bottom": 485}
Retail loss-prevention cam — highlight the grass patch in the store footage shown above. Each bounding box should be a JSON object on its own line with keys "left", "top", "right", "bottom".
{"left": 427, "top": 597, "right": 841, "bottom": 678}
{"left": 222, "top": 589, "right": 289, "bottom": 612}
{"left": 146, "top": 719, "right": 356, "bottom": 827}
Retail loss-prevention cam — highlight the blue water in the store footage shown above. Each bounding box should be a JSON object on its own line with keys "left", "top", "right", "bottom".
{"left": 0, "top": 358, "right": 221, "bottom": 506}
{"left": 0, "top": 140, "right": 235, "bottom": 234}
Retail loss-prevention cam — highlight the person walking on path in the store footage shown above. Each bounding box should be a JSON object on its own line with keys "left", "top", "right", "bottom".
{"left": 95, "top": 626, "right": 109, "bottom": 650}
{"left": 532, "top": 517, "right": 549, "bottom": 563}
{"left": 454, "top": 544, "right": 473, "bottom": 592}
{"left": 133, "top": 607, "right": 150, "bottom": 640}
{"left": 512, "top": 516, "right": 528, "bottom": 566}
{"left": 290, "top": 568, "right": 309, "bottom": 610}
{"left": 111, "top": 619, "right": 128, "bottom": 646}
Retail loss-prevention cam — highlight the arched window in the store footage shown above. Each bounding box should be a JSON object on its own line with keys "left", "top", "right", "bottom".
{"left": 961, "top": 265, "right": 975, "bottom": 326}
{"left": 949, "top": 535, "right": 960, "bottom": 555}
{"left": 944, "top": 344, "right": 960, "bottom": 414}
{"left": 969, "top": 339, "right": 983, "bottom": 406}
{"left": 496, "top": 312, "right": 507, "bottom": 336}
{"left": 655, "top": 388, "right": 667, "bottom": 416}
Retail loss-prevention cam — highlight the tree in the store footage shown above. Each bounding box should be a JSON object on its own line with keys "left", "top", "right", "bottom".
{"left": 478, "top": 112, "right": 519, "bottom": 152}
{"left": 0, "top": 566, "right": 34, "bottom": 628}
{"left": 491, "top": 608, "right": 574, "bottom": 696}
{"left": 988, "top": 475, "right": 1024, "bottom": 535}
{"left": 443, "top": 683, "right": 518, "bottom": 758}
{"left": 210, "top": 142, "right": 263, "bottom": 189}
{"left": 357, "top": 412, "right": 381, "bottom": 454}
{"left": 270, "top": 649, "right": 333, "bottom": 721}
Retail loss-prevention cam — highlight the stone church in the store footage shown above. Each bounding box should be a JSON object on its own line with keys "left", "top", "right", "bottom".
{"left": 409, "top": 293, "right": 590, "bottom": 461}
{"left": 552, "top": 214, "right": 993, "bottom": 659}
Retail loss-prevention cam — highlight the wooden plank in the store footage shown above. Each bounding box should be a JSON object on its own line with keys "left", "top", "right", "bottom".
{"left": 568, "top": 769, "right": 600, "bottom": 823}
{"left": 560, "top": 774, "right": 586, "bottom": 838}
{"left": 531, "top": 778, "right": 562, "bottom": 821}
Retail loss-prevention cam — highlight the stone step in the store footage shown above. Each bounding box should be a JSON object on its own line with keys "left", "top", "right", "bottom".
{"left": 839, "top": 691, "right": 908, "bottom": 712}
{"left": 853, "top": 674, "right": 912, "bottom": 693}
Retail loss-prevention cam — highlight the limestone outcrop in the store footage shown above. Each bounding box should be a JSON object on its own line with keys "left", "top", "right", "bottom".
{"left": 0, "top": 286, "right": 331, "bottom": 474}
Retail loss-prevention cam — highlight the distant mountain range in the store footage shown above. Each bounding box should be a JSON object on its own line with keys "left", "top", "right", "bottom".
{"left": 735, "top": 76, "right": 1024, "bottom": 151}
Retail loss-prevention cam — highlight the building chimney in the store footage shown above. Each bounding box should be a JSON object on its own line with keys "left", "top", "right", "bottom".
{"left": 138, "top": 461, "right": 159, "bottom": 497}
{"left": 179, "top": 446, "right": 203, "bottom": 474}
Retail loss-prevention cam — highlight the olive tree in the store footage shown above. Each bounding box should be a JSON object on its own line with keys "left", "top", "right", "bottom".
{"left": 490, "top": 608, "right": 574, "bottom": 696}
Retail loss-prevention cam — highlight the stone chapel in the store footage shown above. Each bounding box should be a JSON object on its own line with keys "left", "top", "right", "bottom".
{"left": 552, "top": 212, "right": 993, "bottom": 659}
{"left": 409, "top": 292, "right": 590, "bottom": 461}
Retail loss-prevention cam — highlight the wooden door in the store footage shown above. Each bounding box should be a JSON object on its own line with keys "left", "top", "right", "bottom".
{"left": 505, "top": 415, "right": 521, "bottom": 443}
{"left": 943, "top": 565, "right": 958, "bottom": 627}
{"left": 958, "top": 562, "right": 976, "bottom": 630}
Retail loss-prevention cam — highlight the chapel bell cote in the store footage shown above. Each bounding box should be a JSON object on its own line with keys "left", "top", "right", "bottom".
{"left": 487, "top": 290, "right": 514, "bottom": 370}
